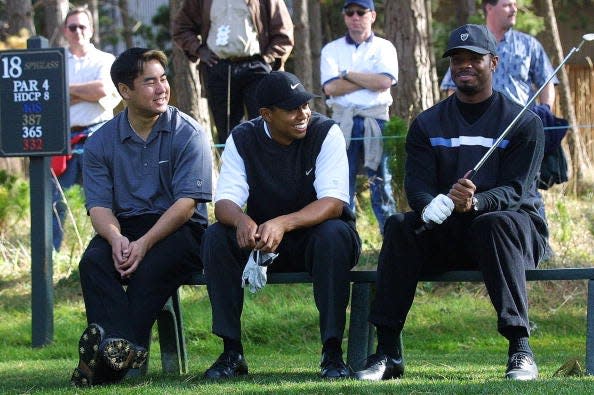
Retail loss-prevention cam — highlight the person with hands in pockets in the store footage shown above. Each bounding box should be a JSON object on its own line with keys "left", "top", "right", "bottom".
{"left": 353, "top": 24, "right": 548, "bottom": 382}
{"left": 201, "top": 71, "right": 360, "bottom": 380}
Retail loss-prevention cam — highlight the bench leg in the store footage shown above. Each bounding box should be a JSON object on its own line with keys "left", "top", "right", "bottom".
{"left": 156, "top": 289, "right": 188, "bottom": 375}
{"left": 172, "top": 288, "right": 188, "bottom": 374}
{"left": 347, "top": 282, "right": 372, "bottom": 371}
{"left": 586, "top": 280, "right": 594, "bottom": 375}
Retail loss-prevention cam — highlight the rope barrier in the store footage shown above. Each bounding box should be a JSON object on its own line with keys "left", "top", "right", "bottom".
{"left": 209, "top": 123, "right": 594, "bottom": 148}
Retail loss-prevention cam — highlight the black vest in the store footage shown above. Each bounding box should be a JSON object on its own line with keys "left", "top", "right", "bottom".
{"left": 233, "top": 113, "right": 335, "bottom": 224}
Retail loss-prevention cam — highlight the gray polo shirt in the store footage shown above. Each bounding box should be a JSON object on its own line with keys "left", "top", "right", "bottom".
{"left": 83, "top": 106, "right": 212, "bottom": 226}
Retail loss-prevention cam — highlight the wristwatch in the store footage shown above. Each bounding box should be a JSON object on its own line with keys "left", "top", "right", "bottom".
{"left": 339, "top": 69, "right": 349, "bottom": 81}
{"left": 471, "top": 196, "right": 479, "bottom": 212}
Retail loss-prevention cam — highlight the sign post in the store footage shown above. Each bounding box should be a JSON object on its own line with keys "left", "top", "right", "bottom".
{"left": 0, "top": 37, "right": 69, "bottom": 347}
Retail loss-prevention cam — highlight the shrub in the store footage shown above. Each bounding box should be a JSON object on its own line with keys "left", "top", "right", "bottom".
{"left": 383, "top": 115, "right": 408, "bottom": 210}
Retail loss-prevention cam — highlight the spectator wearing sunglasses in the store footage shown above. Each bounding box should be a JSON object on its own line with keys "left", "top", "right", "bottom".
{"left": 52, "top": 7, "right": 120, "bottom": 251}
{"left": 321, "top": 0, "right": 398, "bottom": 236}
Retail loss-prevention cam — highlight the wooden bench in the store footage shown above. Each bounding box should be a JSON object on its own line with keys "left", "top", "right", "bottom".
{"left": 154, "top": 268, "right": 594, "bottom": 375}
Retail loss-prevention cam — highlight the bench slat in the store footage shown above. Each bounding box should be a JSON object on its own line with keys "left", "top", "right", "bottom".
{"left": 186, "top": 268, "right": 594, "bottom": 286}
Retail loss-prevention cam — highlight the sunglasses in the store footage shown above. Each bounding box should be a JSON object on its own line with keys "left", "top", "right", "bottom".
{"left": 67, "top": 24, "right": 88, "bottom": 32}
{"left": 344, "top": 8, "right": 371, "bottom": 17}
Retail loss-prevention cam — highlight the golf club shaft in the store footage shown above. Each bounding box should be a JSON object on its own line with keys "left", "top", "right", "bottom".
{"left": 471, "top": 41, "right": 585, "bottom": 177}
{"left": 415, "top": 35, "right": 591, "bottom": 235}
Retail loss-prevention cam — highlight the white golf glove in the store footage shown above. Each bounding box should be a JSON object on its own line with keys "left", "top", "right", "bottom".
{"left": 241, "top": 250, "right": 279, "bottom": 293}
{"left": 421, "top": 194, "right": 454, "bottom": 224}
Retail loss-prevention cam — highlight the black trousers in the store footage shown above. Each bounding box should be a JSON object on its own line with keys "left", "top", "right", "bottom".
{"left": 205, "top": 58, "right": 271, "bottom": 145}
{"left": 79, "top": 215, "right": 203, "bottom": 348}
{"left": 202, "top": 219, "right": 361, "bottom": 344}
{"left": 369, "top": 210, "right": 547, "bottom": 338}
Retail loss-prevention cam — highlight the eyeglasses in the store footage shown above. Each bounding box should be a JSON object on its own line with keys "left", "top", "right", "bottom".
{"left": 67, "top": 24, "right": 88, "bottom": 32}
{"left": 344, "top": 8, "right": 371, "bottom": 17}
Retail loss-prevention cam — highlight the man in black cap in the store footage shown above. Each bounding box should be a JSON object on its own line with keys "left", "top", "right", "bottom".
{"left": 201, "top": 71, "right": 361, "bottom": 379}
{"left": 353, "top": 24, "right": 547, "bottom": 381}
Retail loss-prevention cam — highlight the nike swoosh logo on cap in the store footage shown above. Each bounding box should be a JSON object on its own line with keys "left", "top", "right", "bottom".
{"left": 290, "top": 83, "right": 300, "bottom": 90}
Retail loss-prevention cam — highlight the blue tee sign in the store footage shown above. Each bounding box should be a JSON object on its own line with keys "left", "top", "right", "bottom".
{"left": 0, "top": 48, "right": 69, "bottom": 157}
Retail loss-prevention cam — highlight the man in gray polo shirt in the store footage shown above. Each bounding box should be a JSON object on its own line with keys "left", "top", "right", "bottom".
{"left": 70, "top": 48, "right": 212, "bottom": 387}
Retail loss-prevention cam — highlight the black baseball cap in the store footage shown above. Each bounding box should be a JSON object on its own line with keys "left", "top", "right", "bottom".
{"left": 442, "top": 24, "right": 498, "bottom": 58}
{"left": 257, "top": 71, "right": 318, "bottom": 110}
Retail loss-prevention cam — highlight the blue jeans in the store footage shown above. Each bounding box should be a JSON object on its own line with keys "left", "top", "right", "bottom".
{"left": 52, "top": 122, "right": 105, "bottom": 250}
{"left": 347, "top": 116, "right": 397, "bottom": 233}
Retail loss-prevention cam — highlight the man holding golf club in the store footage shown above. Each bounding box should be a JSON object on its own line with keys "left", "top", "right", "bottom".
{"left": 440, "top": 1, "right": 565, "bottom": 240}
{"left": 354, "top": 24, "right": 548, "bottom": 381}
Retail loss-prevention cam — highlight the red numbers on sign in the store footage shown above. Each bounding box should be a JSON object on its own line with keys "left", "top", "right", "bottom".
{"left": 23, "top": 138, "right": 43, "bottom": 151}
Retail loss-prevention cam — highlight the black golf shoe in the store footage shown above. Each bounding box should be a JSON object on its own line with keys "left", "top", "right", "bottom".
{"left": 100, "top": 338, "right": 148, "bottom": 372}
{"left": 70, "top": 323, "right": 105, "bottom": 387}
{"left": 320, "top": 350, "right": 350, "bottom": 379}
{"left": 204, "top": 350, "right": 248, "bottom": 379}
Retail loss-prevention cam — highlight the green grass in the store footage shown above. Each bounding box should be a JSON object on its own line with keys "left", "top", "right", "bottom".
{"left": 1, "top": 175, "right": 594, "bottom": 393}
{"left": 0, "top": 281, "right": 593, "bottom": 394}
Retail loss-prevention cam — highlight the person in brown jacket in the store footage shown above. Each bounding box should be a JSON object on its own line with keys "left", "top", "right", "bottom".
{"left": 172, "top": 0, "right": 294, "bottom": 145}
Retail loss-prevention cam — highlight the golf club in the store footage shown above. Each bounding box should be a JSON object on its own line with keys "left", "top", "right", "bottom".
{"left": 416, "top": 33, "right": 594, "bottom": 234}
{"left": 469, "top": 32, "right": 593, "bottom": 179}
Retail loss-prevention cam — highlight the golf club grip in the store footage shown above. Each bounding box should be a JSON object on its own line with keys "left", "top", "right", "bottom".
{"left": 414, "top": 168, "right": 477, "bottom": 235}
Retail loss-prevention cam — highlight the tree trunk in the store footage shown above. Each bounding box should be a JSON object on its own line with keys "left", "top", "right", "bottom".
{"left": 538, "top": 0, "right": 592, "bottom": 194}
{"left": 293, "top": 1, "right": 315, "bottom": 110}
{"left": 308, "top": 0, "right": 325, "bottom": 114}
{"left": 42, "top": 0, "right": 69, "bottom": 47}
{"left": 88, "top": 0, "right": 101, "bottom": 46}
{"left": 119, "top": 0, "right": 134, "bottom": 48}
{"left": 6, "top": 0, "right": 36, "bottom": 36}
{"left": 0, "top": 157, "right": 28, "bottom": 175}
{"left": 425, "top": 0, "right": 440, "bottom": 102}
{"left": 320, "top": 0, "right": 344, "bottom": 45}
{"left": 169, "top": 0, "right": 216, "bottom": 163}
{"left": 456, "top": 0, "right": 476, "bottom": 26}
{"left": 385, "top": 0, "right": 436, "bottom": 123}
